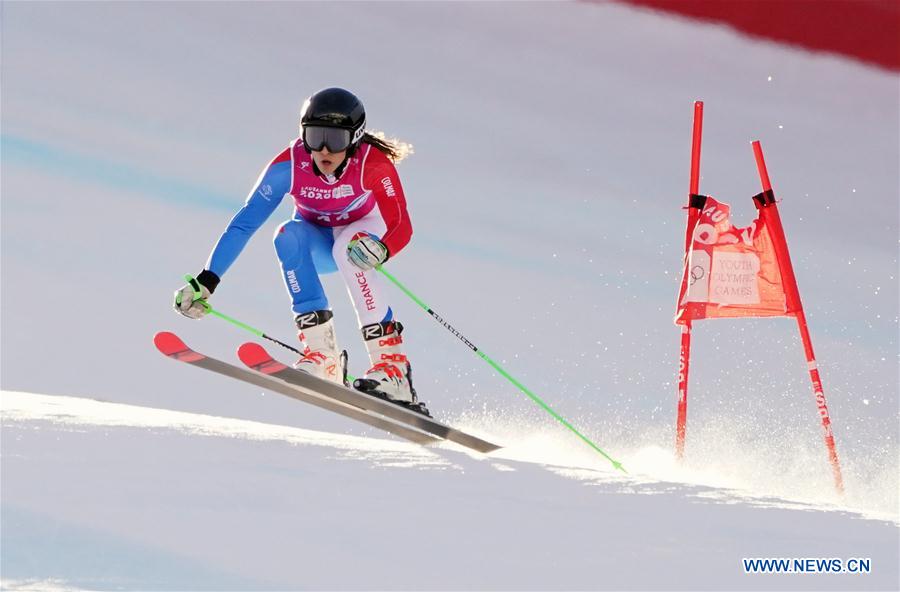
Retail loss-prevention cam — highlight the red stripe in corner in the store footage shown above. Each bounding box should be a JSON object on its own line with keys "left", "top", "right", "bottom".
{"left": 614, "top": 0, "right": 900, "bottom": 71}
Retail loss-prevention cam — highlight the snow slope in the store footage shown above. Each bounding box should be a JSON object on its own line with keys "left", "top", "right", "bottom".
{"left": 3, "top": 390, "right": 897, "bottom": 590}
{"left": 2, "top": 1, "right": 897, "bottom": 589}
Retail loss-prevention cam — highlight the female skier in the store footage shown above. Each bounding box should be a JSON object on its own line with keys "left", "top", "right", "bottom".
{"left": 173, "top": 87, "right": 427, "bottom": 415}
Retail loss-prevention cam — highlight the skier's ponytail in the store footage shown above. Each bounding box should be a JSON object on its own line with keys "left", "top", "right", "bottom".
{"left": 361, "top": 131, "right": 413, "bottom": 163}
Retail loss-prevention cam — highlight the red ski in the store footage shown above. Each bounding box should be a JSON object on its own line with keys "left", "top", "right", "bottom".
{"left": 154, "top": 331, "right": 440, "bottom": 446}
{"left": 237, "top": 342, "right": 501, "bottom": 453}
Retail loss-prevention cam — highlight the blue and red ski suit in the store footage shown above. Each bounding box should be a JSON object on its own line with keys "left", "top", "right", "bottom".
{"left": 201, "top": 139, "right": 412, "bottom": 326}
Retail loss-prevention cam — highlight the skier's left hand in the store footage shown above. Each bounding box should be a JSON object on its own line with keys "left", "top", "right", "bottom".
{"left": 347, "top": 232, "right": 389, "bottom": 271}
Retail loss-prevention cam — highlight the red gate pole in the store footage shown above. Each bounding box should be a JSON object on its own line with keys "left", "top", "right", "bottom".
{"left": 751, "top": 141, "right": 845, "bottom": 494}
{"left": 676, "top": 101, "right": 705, "bottom": 459}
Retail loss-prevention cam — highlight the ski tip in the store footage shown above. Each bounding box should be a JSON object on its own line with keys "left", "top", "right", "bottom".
{"left": 154, "top": 331, "right": 188, "bottom": 356}
{"left": 237, "top": 342, "right": 267, "bottom": 365}
{"left": 238, "top": 342, "right": 286, "bottom": 374}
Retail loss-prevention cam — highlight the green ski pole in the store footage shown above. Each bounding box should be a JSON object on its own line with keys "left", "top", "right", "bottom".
{"left": 201, "top": 301, "right": 359, "bottom": 383}
{"left": 180, "top": 275, "right": 359, "bottom": 381}
{"left": 206, "top": 304, "right": 302, "bottom": 355}
{"left": 376, "top": 267, "right": 626, "bottom": 473}
{"left": 180, "top": 274, "right": 301, "bottom": 354}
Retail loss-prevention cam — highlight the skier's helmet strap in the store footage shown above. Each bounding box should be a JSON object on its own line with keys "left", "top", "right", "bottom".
{"left": 300, "top": 88, "right": 366, "bottom": 152}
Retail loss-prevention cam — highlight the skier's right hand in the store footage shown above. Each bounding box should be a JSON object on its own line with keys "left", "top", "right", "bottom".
{"left": 173, "top": 273, "right": 216, "bottom": 319}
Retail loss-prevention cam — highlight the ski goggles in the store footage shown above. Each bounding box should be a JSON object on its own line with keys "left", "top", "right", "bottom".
{"left": 303, "top": 126, "right": 353, "bottom": 153}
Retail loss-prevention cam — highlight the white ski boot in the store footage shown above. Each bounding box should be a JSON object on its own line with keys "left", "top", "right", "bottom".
{"left": 353, "top": 320, "right": 430, "bottom": 416}
{"left": 293, "top": 310, "right": 347, "bottom": 386}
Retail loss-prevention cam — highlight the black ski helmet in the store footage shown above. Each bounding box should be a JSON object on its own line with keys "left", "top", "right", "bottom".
{"left": 300, "top": 87, "right": 366, "bottom": 153}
